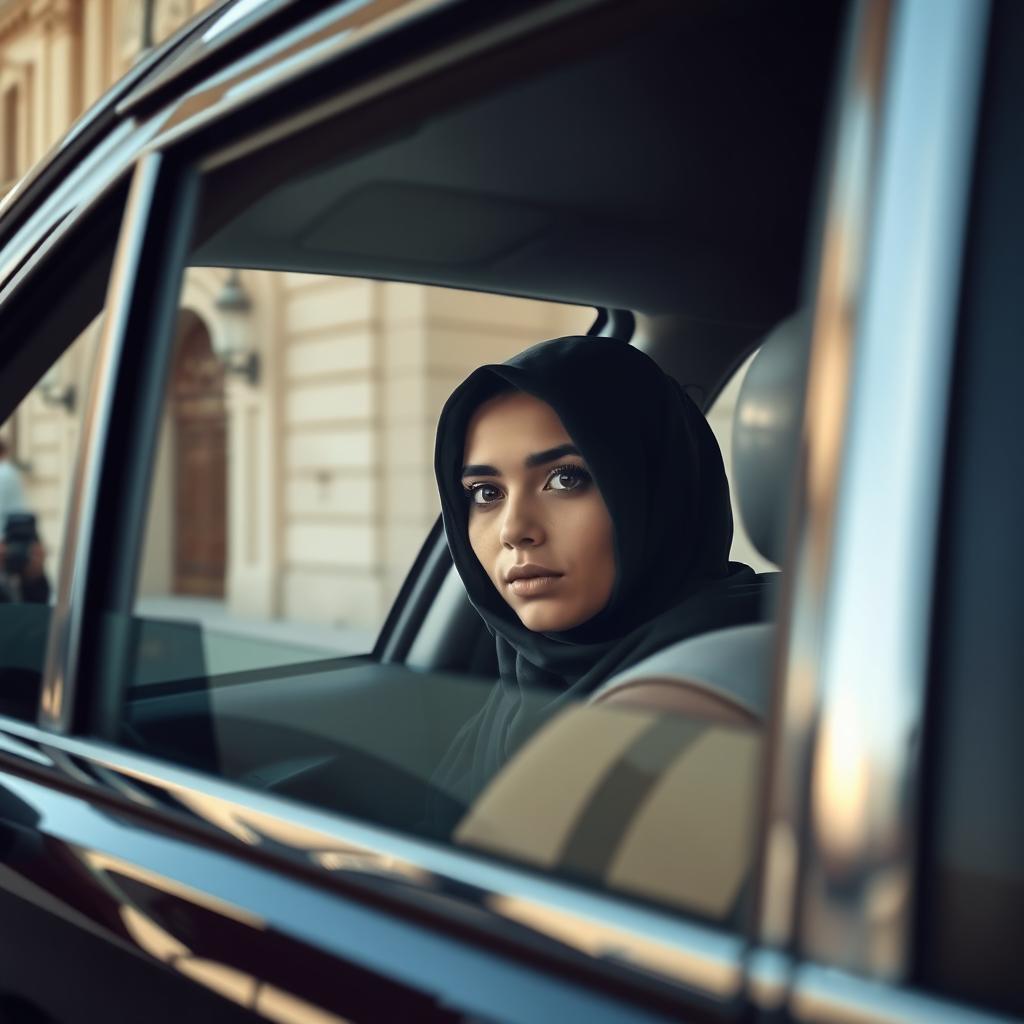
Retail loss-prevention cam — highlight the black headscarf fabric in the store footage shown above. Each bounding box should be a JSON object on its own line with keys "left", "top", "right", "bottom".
{"left": 431, "top": 336, "right": 762, "bottom": 819}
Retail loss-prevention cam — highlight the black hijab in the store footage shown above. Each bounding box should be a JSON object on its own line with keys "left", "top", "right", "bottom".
{"left": 431, "top": 336, "right": 762, "bottom": 820}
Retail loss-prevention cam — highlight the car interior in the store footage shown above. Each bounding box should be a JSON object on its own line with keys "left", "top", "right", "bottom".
{"left": 1, "top": 0, "right": 848, "bottom": 926}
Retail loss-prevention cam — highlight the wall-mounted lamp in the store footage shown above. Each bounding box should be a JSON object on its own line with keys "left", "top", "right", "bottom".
{"left": 213, "top": 270, "right": 259, "bottom": 385}
{"left": 36, "top": 365, "right": 76, "bottom": 413}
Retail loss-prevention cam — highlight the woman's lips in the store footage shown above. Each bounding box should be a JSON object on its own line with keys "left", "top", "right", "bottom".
{"left": 505, "top": 564, "right": 563, "bottom": 597}
{"left": 507, "top": 574, "right": 562, "bottom": 597}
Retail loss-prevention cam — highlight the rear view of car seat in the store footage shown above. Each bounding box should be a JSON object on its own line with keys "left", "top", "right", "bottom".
{"left": 591, "top": 310, "right": 810, "bottom": 719}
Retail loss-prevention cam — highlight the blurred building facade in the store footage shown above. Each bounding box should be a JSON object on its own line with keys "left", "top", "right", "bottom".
{"left": 0, "top": 0, "right": 211, "bottom": 199}
{"left": 134, "top": 271, "right": 589, "bottom": 639}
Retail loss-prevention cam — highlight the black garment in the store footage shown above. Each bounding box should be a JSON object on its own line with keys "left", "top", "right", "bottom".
{"left": 0, "top": 570, "right": 50, "bottom": 604}
{"left": 431, "top": 336, "right": 763, "bottom": 820}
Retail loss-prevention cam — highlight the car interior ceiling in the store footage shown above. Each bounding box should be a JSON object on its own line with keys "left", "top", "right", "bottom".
{"left": 192, "top": 0, "right": 843, "bottom": 401}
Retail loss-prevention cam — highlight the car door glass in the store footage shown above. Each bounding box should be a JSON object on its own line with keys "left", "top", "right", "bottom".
{"left": 93, "top": 0, "right": 841, "bottom": 930}
{"left": 132, "top": 270, "right": 591, "bottom": 682}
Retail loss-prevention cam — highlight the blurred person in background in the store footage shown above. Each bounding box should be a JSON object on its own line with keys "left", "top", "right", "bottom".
{"left": 0, "top": 437, "right": 49, "bottom": 604}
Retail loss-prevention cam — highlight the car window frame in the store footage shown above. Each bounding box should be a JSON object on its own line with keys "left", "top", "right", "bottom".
{"left": 14, "top": 3, "right": 774, "bottom": 1019}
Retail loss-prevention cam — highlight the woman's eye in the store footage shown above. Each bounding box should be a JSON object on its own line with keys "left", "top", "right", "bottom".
{"left": 546, "top": 465, "right": 591, "bottom": 492}
{"left": 466, "top": 483, "right": 503, "bottom": 505}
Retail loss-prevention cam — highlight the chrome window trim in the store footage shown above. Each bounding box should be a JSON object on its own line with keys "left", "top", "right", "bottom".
{"left": 757, "top": 0, "right": 898, "bottom": 959}
{"left": 39, "top": 156, "right": 166, "bottom": 733}
{"left": 142, "top": 0, "right": 606, "bottom": 160}
{"left": 788, "top": 963, "right": 1017, "bottom": 1024}
{"left": 747, "top": 952, "right": 1020, "bottom": 1024}
{"left": 117, "top": 0, "right": 343, "bottom": 113}
{"left": 760, "top": 0, "right": 990, "bottom": 986}
{"left": 0, "top": 712, "right": 746, "bottom": 1006}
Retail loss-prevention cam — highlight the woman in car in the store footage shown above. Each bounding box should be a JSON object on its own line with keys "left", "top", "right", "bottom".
{"left": 431, "top": 335, "right": 766, "bottom": 819}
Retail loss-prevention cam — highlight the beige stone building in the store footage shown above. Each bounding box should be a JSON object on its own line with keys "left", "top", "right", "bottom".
{"left": 1, "top": 0, "right": 208, "bottom": 196}
{"left": 0, "top": 0, "right": 762, "bottom": 661}
{"left": 135, "top": 269, "right": 590, "bottom": 651}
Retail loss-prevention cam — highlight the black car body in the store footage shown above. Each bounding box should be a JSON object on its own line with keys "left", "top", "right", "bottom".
{"left": 0, "top": 0, "right": 1022, "bottom": 1021}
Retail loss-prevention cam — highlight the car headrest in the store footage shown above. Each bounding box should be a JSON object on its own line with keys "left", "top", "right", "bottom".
{"left": 732, "top": 311, "right": 810, "bottom": 565}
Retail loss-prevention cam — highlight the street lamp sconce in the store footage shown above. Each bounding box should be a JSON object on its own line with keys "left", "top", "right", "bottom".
{"left": 213, "top": 270, "right": 259, "bottom": 385}
{"left": 36, "top": 365, "right": 76, "bottom": 413}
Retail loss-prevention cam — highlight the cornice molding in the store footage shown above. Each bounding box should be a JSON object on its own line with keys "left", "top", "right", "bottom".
{"left": 29, "top": 0, "right": 76, "bottom": 34}
{"left": 0, "top": 1, "right": 31, "bottom": 43}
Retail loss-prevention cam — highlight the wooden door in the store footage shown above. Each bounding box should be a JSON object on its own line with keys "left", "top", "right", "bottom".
{"left": 172, "top": 312, "right": 227, "bottom": 598}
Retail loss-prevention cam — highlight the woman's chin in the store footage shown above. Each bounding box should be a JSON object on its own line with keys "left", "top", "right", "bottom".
{"left": 514, "top": 602, "right": 583, "bottom": 633}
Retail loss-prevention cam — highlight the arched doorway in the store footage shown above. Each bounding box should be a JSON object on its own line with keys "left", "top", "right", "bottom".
{"left": 171, "top": 310, "right": 227, "bottom": 598}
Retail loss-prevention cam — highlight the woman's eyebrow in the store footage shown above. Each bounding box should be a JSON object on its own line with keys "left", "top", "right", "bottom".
{"left": 462, "top": 463, "right": 500, "bottom": 478}
{"left": 461, "top": 444, "right": 580, "bottom": 477}
{"left": 524, "top": 443, "right": 581, "bottom": 468}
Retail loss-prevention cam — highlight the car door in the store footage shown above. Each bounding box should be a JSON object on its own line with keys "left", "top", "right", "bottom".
{"left": 1, "top": 1, "right": 831, "bottom": 1022}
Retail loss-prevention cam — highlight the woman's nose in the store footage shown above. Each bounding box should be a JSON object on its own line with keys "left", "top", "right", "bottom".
{"left": 499, "top": 493, "right": 545, "bottom": 549}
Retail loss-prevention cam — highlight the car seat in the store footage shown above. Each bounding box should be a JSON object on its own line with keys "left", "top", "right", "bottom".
{"left": 590, "top": 310, "right": 809, "bottom": 719}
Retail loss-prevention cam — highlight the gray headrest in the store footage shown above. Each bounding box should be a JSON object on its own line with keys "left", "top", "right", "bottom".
{"left": 590, "top": 622, "right": 775, "bottom": 718}
{"left": 732, "top": 311, "right": 810, "bottom": 564}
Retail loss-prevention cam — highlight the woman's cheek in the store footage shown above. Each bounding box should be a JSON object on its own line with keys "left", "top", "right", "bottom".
{"left": 468, "top": 513, "right": 502, "bottom": 582}
{"left": 571, "top": 495, "right": 615, "bottom": 598}
{"left": 467, "top": 515, "right": 489, "bottom": 562}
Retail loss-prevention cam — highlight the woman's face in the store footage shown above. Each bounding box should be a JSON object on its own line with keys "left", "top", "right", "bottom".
{"left": 461, "top": 391, "right": 615, "bottom": 632}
